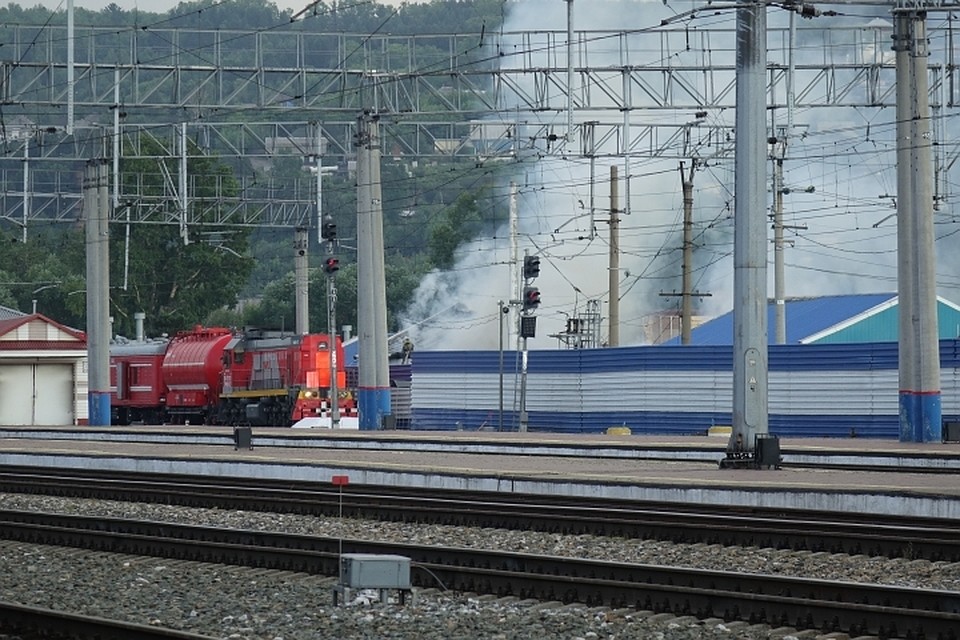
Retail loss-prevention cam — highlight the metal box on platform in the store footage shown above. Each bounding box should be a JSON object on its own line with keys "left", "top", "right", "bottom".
{"left": 340, "top": 554, "right": 411, "bottom": 589}
{"left": 944, "top": 422, "right": 960, "bottom": 443}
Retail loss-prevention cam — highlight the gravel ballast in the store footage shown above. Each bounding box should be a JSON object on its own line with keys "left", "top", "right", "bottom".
{"left": 2, "top": 492, "right": 954, "bottom": 639}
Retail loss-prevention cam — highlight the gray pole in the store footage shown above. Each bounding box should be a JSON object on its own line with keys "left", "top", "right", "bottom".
{"left": 519, "top": 333, "right": 529, "bottom": 432}
{"left": 85, "top": 160, "right": 111, "bottom": 426}
{"left": 608, "top": 166, "right": 620, "bottom": 347}
{"left": 566, "top": 0, "right": 575, "bottom": 145}
{"left": 294, "top": 227, "right": 309, "bottom": 335}
{"left": 509, "top": 181, "right": 519, "bottom": 346}
{"left": 895, "top": 10, "right": 941, "bottom": 442}
{"left": 729, "top": 0, "right": 769, "bottom": 455}
{"left": 773, "top": 157, "right": 786, "bottom": 345}
{"left": 356, "top": 111, "right": 391, "bottom": 430}
{"left": 179, "top": 123, "right": 188, "bottom": 245}
{"left": 498, "top": 299, "right": 505, "bottom": 432}
{"left": 22, "top": 140, "right": 28, "bottom": 243}
{"left": 327, "top": 249, "right": 340, "bottom": 429}
{"left": 681, "top": 161, "right": 695, "bottom": 345}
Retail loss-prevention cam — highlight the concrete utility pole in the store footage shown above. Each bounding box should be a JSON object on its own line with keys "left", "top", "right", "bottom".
{"left": 894, "top": 9, "right": 941, "bottom": 442}
{"left": 510, "top": 181, "right": 520, "bottom": 346}
{"left": 565, "top": 0, "right": 575, "bottom": 146}
{"left": 355, "top": 111, "right": 391, "bottom": 430}
{"left": 84, "top": 159, "right": 110, "bottom": 426}
{"left": 772, "top": 156, "right": 786, "bottom": 345}
{"left": 294, "top": 227, "right": 309, "bottom": 335}
{"left": 729, "top": 0, "right": 769, "bottom": 455}
{"left": 662, "top": 161, "right": 712, "bottom": 344}
{"left": 608, "top": 166, "right": 620, "bottom": 347}
{"left": 681, "top": 162, "right": 695, "bottom": 344}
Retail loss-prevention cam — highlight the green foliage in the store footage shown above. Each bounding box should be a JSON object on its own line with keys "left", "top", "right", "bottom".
{"left": 0, "top": 230, "right": 86, "bottom": 323}
{"left": 109, "top": 139, "right": 252, "bottom": 337}
{"left": 0, "top": 0, "right": 509, "bottom": 339}
{"left": 427, "top": 191, "right": 484, "bottom": 268}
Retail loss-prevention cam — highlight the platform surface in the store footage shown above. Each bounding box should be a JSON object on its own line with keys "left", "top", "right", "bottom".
{"left": 1, "top": 426, "right": 959, "bottom": 519}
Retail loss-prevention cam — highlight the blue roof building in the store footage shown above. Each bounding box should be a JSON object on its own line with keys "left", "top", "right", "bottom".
{"left": 666, "top": 293, "right": 960, "bottom": 345}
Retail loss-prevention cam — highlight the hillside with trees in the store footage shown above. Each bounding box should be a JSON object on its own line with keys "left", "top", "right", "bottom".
{"left": 0, "top": 0, "right": 509, "bottom": 339}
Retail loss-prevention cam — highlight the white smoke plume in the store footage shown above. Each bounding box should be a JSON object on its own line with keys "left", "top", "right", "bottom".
{"left": 399, "top": 1, "right": 960, "bottom": 349}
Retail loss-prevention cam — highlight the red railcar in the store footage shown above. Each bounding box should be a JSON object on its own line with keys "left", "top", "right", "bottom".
{"left": 162, "top": 326, "right": 234, "bottom": 424}
{"left": 110, "top": 339, "right": 169, "bottom": 425}
{"left": 109, "top": 326, "right": 352, "bottom": 426}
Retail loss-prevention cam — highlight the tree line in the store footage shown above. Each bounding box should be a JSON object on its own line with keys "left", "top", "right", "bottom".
{"left": 0, "top": 0, "right": 511, "bottom": 340}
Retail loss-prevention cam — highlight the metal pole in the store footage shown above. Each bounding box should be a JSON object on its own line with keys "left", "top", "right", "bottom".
{"left": 294, "top": 227, "right": 309, "bottom": 335}
{"left": 681, "top": 162, "right": 695, "bottom": 345}
{"left": 67, "top": 0, "right": 74, "bottom": 135}
{"left": 21, "top": 139, "right": 28, "bottom": 243}
{"left": 566, "top": 0, "right": 575, "bottom": 145}
{"left": 608, "top": 166, "right": 620, "bottom": 346}
{"left": 317, "top": 124, "right": 324, "bottom": 244}
{"left": 328, "top": 257, "right": 340, "bottom": 429}
{"left": 356, "top": 112, "right": 391, "bottom": 430}
{"left": 498, "top": 299, "right": 504, "bottom": 432}
{"left": 179, "top": 123, "right": 188, "bottom": 245}
{"left": 509, "top": 181, "right": 519, "bottom": 346}
{"left": 519, "top": 336, "right": 528, "bottom": 432}
{"left": 729, "top": 0, "right": 769, "bottom": 455}
{"left": 116, "top": 67, "right": 130, "bottom": 291}
{"left": 85, "top": 160, "right": 111, "bottom": 426}
{"left": 895, "top": 10, "right": 941, "bottom": 442}
{"left": 773, "top": 157, "right": 786, "bottom": 344}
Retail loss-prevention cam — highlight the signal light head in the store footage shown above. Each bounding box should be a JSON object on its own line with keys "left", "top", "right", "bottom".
{"left": 522, "top": 286, "right": 541, "bottom": 310}
{"left": 323, "top": 257, "right": 340, "bottom": 274}
{"left": 321, "top": 216, "right": 337, "bottom": 240}
{"left": 523, "top": 255, "right": 541, "bottom": 280}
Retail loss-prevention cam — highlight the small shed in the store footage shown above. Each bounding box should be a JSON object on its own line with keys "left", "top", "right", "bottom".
{"left": 0, "top": 306, "right": 88, "bottom": 425}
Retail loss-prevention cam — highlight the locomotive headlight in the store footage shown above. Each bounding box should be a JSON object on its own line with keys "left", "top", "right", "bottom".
{"left": 301, "top": 390, "right": 318, "bottom": 399}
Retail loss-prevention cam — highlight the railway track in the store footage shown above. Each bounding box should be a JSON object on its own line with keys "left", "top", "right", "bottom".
{"left": 0, "top": 601, "right": 217, "bottom": 640}
{"left": 0, "top": 509, "right": 957, "bottom": 639}
{"left": 1, "top": 466, "right": 958, "bottom": 561}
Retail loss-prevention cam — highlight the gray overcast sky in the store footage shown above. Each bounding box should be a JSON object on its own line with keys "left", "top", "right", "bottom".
{"left": 27, "top": 0, "right": 414, "bottom": 15}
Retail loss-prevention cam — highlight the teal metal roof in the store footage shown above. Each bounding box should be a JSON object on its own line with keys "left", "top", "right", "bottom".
{"left": 667, "top": 294, "right": 960, "bottom": 345}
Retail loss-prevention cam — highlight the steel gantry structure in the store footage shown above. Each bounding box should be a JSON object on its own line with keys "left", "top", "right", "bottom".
{"left": 1, "top": 18, "right": 959, "bottom": 230}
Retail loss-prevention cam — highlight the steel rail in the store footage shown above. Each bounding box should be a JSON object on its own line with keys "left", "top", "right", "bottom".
{"left": 0, "top": 511, "right": 957, "bottom": 639}
{"left": 0, "top": 600, "right": 218, "bottom": 640}
{"left": 0, "top": 466, "right": 958, "bottom": 561}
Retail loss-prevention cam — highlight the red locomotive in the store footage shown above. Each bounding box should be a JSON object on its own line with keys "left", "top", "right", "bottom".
{"left": 110, "top": 326, "right": 352, "bottom": 426}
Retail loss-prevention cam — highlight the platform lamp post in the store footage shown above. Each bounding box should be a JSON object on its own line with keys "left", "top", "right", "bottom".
{"left": 497, "top": 299, "right": 510, "bottom": 432}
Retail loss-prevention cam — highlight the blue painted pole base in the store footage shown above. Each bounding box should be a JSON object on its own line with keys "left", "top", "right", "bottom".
{"left": 88, "top": 392, "right": 112, "bottom": 427}
{"left": 357, "top": 388, "right": 392, "bottom": 430}
{"left": 899, "top": 391, "right": 942, "bottom": 443}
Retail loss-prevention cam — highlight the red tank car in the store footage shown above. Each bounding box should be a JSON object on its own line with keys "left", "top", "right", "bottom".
{"left": 162, "top": 326, "right": 234, "bottom": 424}
{"left": 217, "top": 329, "right": 351, "bottom": 426}
{"left": 110, "top": 339, "right": 169, "bottom": 425}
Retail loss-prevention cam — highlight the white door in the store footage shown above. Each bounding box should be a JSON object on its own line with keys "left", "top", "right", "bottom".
{"left": 0, "top": 363, "right": 74, "bottom": 425}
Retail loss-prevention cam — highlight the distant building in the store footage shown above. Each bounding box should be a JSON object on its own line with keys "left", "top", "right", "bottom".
{"left": 0, "top": 305, "right": 88, "bottom": 425}
{"left": 639, "top": 311, "right": 710, "bottom": 345}
{"left": 664, "top": 293, "right": 960, "bottom": 345}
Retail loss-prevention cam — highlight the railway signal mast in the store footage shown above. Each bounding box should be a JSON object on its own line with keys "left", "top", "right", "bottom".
{"left": 322, "top": 216, "right": 340, "bottom": 429}
{"left": 518, "top": 253, "right": 541, "bottom": 432}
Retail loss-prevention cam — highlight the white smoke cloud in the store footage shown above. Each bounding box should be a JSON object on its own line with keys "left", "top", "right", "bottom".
{"left": 399, "top": 1, "right": 960, "bottom": 349}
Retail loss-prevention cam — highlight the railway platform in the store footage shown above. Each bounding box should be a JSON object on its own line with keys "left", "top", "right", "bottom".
{"left": 1, "top": 425, "right": 959, "bottom": 519}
